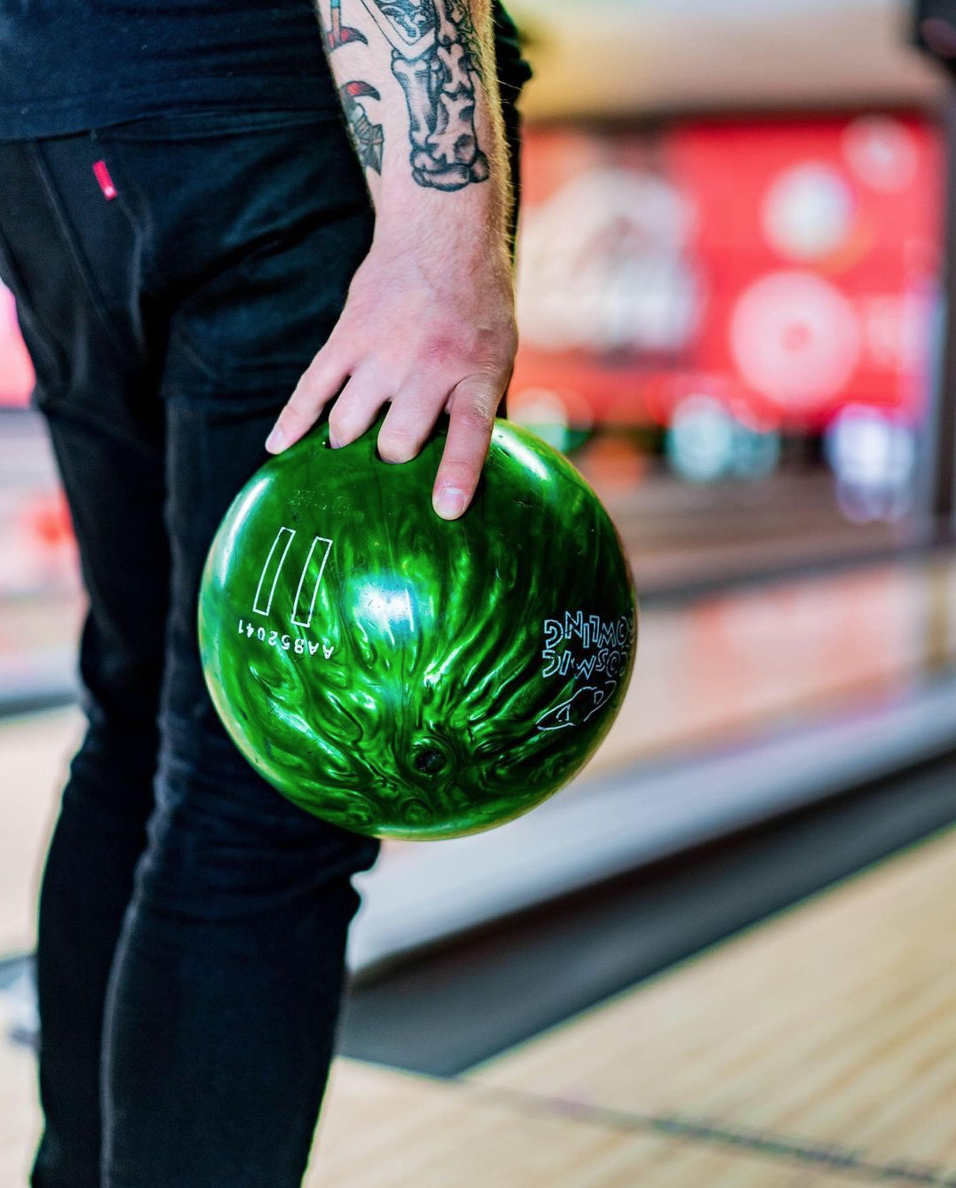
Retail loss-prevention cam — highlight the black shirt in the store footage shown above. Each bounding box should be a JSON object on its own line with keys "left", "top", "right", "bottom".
{"left": 0, "top": 0, "right": 530, "bottom": 141}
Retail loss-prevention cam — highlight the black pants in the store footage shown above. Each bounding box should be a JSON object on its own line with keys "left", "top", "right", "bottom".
{"left": 0, "top": 79, "right": 525, "bottom": 1188}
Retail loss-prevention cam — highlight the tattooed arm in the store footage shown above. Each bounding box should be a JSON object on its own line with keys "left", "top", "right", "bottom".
{"left": 265, "top": 0, "right": 518, "bottom": 521}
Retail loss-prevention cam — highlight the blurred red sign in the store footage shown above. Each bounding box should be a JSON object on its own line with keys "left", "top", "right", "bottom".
{"left": 511, "top": 113, "right": 943, "bottom": 431}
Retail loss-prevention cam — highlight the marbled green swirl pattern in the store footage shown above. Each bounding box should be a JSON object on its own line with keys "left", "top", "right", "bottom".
{"left": 198, "top": 415, "right": 637, "bottom": 840}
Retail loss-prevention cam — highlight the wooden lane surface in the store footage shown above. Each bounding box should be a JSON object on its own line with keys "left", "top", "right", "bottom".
{"left": 8, "top": 808, "right": 956, "bottom": 1188}
{"left": 470, "top": 823, "right": 956, "bottom": 1180}
{"left": 307, "top": 1060, "right": 882, "bottom": 1187}
{"left": 0, "top": 1035, "right": 39, "bottom": 1185}
{"left": 0, "top": 1042, "right": 879, "bottom": 1188}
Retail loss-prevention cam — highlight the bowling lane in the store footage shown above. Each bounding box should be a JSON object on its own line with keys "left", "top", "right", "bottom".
{"left": 591, "top": 548, "right": 956, "bottom": 774}
{"left": 338, "top": 748, "right": 956, "bottom": 1075}
{"left": 4, "top": 545, "right": 956, "bottom": 967}
{"left": 304, "top": 1061, "right": 879, "bottom": 1188}
{"left": 5, "top": 485, "right": 956, "bottom": 1185}
{"left": 0, "top": 1039, "right": 886, "bottom": 1188}
{"left": 6, "top": 766, "right": 956, "bottom": 1184}
{"left": 467, "top": 820, "right": 956, "bottom": 1181}
{"left": 344, "top": 547, "right": 956, "bottom": 973}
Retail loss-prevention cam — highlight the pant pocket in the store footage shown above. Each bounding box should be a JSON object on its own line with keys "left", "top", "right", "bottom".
{"left": 0, "top": 137, "right": 153, "bottom": 428}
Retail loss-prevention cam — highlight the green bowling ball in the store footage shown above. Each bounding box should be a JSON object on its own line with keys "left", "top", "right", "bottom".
{"left": 198, "top": 414, "right": 637, "bottom": 840}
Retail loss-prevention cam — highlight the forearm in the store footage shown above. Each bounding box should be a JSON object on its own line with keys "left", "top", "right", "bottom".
{"left": 268, "top": 1, "right": 519, "bottom": 518}
{"left": 314, "top": 0, "right": 512, "bottom": 266}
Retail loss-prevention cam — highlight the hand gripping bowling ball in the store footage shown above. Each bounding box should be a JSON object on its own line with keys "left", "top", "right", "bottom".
{"left": 198, "top": 415, "right": 637, "bottom": 840}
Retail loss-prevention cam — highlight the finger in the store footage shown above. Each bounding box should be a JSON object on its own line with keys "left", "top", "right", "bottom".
{"left": 327, "top": 363, "right": 394, "bottom": 449}
{"left": 432, "top": 378, "right": 501, "bottom": 520}
{"left": 265, "top": 346, "right": 350, "bottom": 454}
{"left": 376, "top": 375, "right": 451, "bottom": 464}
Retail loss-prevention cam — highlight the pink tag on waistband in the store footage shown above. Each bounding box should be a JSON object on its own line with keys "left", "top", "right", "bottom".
{"left": 92, "top": 159, "right": 117, "bottom": 200}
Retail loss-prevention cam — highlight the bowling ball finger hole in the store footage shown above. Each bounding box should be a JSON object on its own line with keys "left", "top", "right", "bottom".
{"left": 413, "top": 747, "right": 447, "bottom": 775}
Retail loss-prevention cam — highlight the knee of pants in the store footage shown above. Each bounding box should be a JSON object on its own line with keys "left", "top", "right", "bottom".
{"left": 63, "top": 677, "right": 161, "bottom": 833}
{"left": 61, "top": 596, "right": 167, "bottom": 827}
{"left": 62, "top": 720, "right": 158, "bottom": 833}
{"left": 131, "top": 690, "right": 379, "bottom": 926}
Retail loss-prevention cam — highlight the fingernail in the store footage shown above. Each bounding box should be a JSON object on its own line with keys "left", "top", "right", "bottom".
{"left": 435, "top": 487, "right": 466, "bottom": 519}
{"left": 265, "top": 424, "right": 286, "bottom": 453}
{"left": 329, "top": 430, "right": 341, "bottom": 449}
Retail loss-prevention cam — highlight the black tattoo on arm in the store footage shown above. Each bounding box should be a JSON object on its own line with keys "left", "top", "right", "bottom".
{"left": 327, "top": 0, "right": 368, "bottom": 47}
{"left": 339, "top": 80, "right": 385, "bottom": 174}
{"left": 447, "top": 1, "right": 484, "bottom": 85}
{"left": 326, "top": 0, "right": 490, "bottom": 192}
{"left": 373, "top": 0, "right": 435, "bottom": 43}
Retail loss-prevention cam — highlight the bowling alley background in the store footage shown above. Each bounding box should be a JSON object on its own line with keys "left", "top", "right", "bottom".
{"left": 10, "top": 2, "right": 956, "bottom": 1183}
